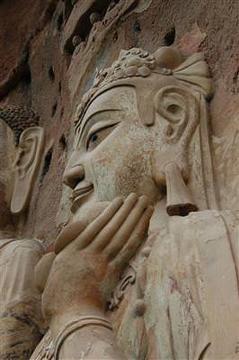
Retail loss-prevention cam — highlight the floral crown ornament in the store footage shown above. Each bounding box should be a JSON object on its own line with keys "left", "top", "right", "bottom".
{"left": 74, "top": 46, "right": 213, "bottom": 130}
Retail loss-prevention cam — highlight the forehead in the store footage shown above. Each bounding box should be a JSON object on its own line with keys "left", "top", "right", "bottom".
{"left": 82, "top": 86, "right": 138, "bottom": 123}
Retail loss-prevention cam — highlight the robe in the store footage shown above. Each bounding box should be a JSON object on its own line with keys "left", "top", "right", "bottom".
{"left": 0, "top": 238, "right": 44, "bottom": 359}
{"left": 30, "top": 210, "right": 239, "bottom": 359}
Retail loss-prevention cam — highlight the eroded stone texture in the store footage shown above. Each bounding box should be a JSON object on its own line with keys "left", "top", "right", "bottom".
{"left": 0, "top": 0, "right": 238, "bottom": 244}
{"left": 0, "top": 1, "right": 239, "bottom": 359}
{"left": 0, "top": 105, "right": 46, "bottom": 358}
{"left": 0, "top": 239, "right": 44, "bottom": 359}
{"left": 29, "top": 46, "right": 238, "bottom": 359}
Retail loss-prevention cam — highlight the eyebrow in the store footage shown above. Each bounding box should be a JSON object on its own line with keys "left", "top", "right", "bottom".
{"left": 75, "top": 109, "right": 121, "bottom": 141}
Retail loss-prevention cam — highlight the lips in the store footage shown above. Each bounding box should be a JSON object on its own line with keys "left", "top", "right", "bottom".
{"left": 70, "top": 181, "right": 94, "bottom": 212}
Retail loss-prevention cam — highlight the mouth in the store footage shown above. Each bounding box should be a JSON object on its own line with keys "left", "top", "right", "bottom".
{"left": 70, "top": 182, "right": 94, "bottom": 213}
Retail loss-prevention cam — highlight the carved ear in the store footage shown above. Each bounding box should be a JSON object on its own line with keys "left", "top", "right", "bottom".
{"left": 153, "top": 86, "right": 200, "bottom": 216}
{"left": 11, "top": 127, "right": 44, "bottom": 214}
{"left": 154, "top": 85, "right": 199, "bottom": 145}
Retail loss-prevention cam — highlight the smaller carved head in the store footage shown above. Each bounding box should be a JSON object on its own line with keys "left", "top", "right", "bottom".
{"left": 0, "top": 106, "right": 44, "bottom": 216}
{"left": 63, "top": 47, "right": 213, "bottom": 218}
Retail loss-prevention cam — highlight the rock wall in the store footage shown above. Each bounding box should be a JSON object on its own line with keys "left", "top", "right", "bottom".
{"left": 0, "top": 0, "right": 239, "bottom": 245}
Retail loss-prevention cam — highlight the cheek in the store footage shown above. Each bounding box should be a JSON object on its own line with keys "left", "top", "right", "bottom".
{"left": 87, "top": 126, "right": 154, "bottom": 201}
{"left": 116, "top": 148, "right": 146, "bottom": 196}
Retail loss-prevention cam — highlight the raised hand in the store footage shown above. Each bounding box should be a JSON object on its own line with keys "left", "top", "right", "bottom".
{"left": 35, "top": 193, "right": 153, "bottom": 330}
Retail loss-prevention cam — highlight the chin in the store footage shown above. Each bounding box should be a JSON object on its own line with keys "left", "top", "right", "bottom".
{"left": 71, "top": 193, "right": 110, "bottom": 224}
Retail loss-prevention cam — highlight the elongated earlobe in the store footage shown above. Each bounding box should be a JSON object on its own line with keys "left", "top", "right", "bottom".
{"left": 11, "top": 127, "right": 44, "bottom": 215}
{"left": 165, "top": 162, "right": 198, "bottom": 216}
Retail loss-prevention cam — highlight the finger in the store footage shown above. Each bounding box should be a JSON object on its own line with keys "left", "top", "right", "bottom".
{"left": 103, "top": 195, "right": 149, "bottom": 258}
{"left": 34, "top": 252, "right": 56, "bottom": 293}
{"left": 74, "top": 196, "right": 124, "bottom": 250}
{"left": 111, "top": 206, "right": 153, "bottom": 270}
{"left": 55, "top": 202, "right": 111, "bottom": 253}
{"left": 88, "top": 193, "right": 138, "bottom": 251}
{"left": 55, "top": 221, "right": 87, "bottom": 254}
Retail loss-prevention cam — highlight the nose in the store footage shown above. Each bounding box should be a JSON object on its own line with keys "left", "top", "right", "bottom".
{"left": 63, "top": 164, "right": 85, "bottom": 189}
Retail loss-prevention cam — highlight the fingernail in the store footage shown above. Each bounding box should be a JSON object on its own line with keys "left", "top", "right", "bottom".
{"left": 140, "top": 195, "right": 148, "bottom": 200}
{"left": 125, "top": 193, "right": 137, "bottom": 202}
{"left": 113, "top": 196, "right": 124, "bottom": 205}
{"left": 145, "top": 205, "right": 154, "bottom": 217}
{"left": 138, "top": 195, "right": 149, "bottom": 206}
{"left": 128, "top": 192, "right": 137, "bottom": 198}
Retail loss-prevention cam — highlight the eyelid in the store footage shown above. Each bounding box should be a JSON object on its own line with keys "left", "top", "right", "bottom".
{"left": 76, "top": 109, "right": 121, "bottom": 138}
{"left": 85, "top": 119, "right": 120, "bottom": 148}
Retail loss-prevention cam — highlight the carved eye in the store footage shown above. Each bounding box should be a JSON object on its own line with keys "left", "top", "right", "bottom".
{"left": 86, "top": 123, "right": 118, "bottom": 151}
{"left": 90, "top": 133, "right": 98, "bottom": 144}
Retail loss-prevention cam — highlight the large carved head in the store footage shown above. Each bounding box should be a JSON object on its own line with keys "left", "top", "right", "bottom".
{"left": 64, "top": 46, "right": 217, "bottom": 220}
{"left": 0, "top": 106, "right": 44, "bottom": 220}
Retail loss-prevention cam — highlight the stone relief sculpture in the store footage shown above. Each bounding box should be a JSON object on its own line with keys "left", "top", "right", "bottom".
{"left": 27, "top": 46, "right": 238, "bottom": 360}
{"left": 0, "top": 46, "right": 237, "bottom": 359}
{"left": 0, "top": 107, "right": 45, "bottom": 359}
{"left": 0, "top": 106, "right": 44, "bottom": 214}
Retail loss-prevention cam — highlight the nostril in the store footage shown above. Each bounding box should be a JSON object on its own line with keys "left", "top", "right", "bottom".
{"left": 63, "top": 165, "right": 85, "bottom": 189}
{"left": 64, "top": 176, "right": 79, "bottom": 189}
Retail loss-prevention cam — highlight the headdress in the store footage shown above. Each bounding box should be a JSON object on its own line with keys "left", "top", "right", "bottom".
{"left": 75, "top": 46, "right": 213, "bottom": 127}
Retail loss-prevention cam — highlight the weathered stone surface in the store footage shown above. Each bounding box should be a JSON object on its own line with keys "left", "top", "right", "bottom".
{"left": 0, "top": 0, "right": 239, "bottom": 359}
{"left": 0, "top": 0, "right": 238, "bottom": 243}
{"left": 61, "top": 0, "right": 95, "bottom": 52}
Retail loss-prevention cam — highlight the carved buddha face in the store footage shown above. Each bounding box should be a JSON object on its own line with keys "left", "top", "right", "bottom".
{"left": 63, "top": 47, "right": 214, "bottom": 218}
{"left": 63, "top": 85, "right": 161, "bottom": 218}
